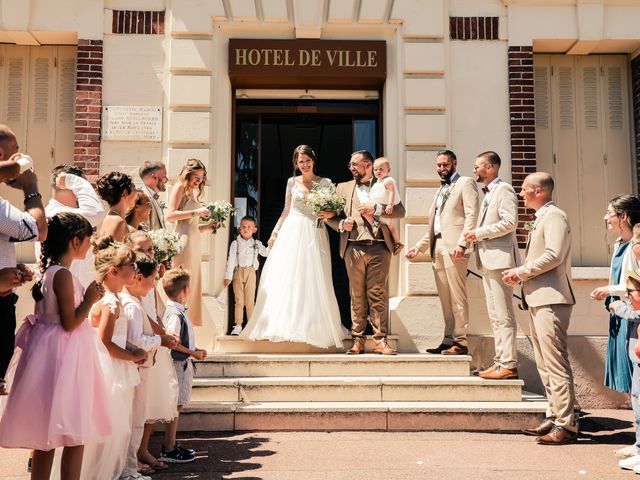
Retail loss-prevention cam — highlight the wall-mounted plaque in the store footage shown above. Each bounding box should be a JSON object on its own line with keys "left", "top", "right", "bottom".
{"left": 102, "top": 106, "right": 162, "bottom": 142}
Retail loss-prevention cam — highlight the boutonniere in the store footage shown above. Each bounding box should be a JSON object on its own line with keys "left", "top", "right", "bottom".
{"left": 440, "top": 188, "right": 451, "bottom": 203}
{"left": 483, "top": 198, "right": 489, "bottom": 208}
{"left": 524, "top": 221, "right": 536, "bottom": 232}
{"left": 158, "top": 201, "right": 167, "bottom": 210}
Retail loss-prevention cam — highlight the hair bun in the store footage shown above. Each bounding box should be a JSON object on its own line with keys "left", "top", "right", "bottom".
{"left": 92, "top": 235, "right": 117, "bottom": 253}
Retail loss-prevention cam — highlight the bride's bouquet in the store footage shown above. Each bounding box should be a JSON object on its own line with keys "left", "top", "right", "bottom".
{"left": 306, "top": 181, "right": 346, "bottom": 228}
{"left": 203, "top": 200, "right": 236, "bottom": 234}
{"left": 147, "top": 229, "right": 185, "bottom": 263}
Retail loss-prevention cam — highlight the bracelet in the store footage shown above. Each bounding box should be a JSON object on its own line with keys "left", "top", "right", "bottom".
{"left": 23, "top": 191, "right": 42, "bottom": 203}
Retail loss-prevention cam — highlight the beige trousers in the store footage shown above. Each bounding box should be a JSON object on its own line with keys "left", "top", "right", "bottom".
{"left": 432, "top": 238, "right": 469, "bottom": 346}
{"left": 344, "top": 242, "right": 390, "bottom": 342}
{"left": 529, "top": 304, "right": 577, "bottom": 432}
{"left": 232, "top": 267, "right": 257, "bottom": 325}
{"left": 482, "top": 268, "right": 517, "bottom": 369}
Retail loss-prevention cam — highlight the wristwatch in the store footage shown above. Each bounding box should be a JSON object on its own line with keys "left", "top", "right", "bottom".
{"left": 24, "top": 191, "right": 42, "bottom": 203}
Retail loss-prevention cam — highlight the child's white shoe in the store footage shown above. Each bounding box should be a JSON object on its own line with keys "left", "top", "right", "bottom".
{"left": 620, "top": 454, "right": 640, "bottom": 470}
{"left": 230, "top": 325, "right": 243, "bottom": 335}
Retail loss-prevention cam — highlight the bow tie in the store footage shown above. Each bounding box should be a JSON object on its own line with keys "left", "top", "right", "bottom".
{"left": 153, "top": 192, "right": 160, "bottom": 200}
{"left": 440, "top": 179, "right": 451, "bottom": 186}
{"left": 356, "top": 180, "right": 371, "bottom": 187}
{"left": 482, "top": 187, "right": 489, "bottom": 194}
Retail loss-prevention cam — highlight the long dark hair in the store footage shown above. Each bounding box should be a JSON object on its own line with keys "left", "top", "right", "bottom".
{"left": 32, "top": 212, "right": 93, "bottom": 301}
{"left": 610, "top": 195, "right": 640, "bottom": 230}
{"left": 291, "top": 145, "right": 318, "bottom": 177}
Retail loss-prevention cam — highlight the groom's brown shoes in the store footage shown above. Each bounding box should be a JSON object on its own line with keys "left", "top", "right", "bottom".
{"left": 373, "top": 341, "right": 397, "bottom": 355}
{"left": 346, "top": 340, "right": 365, "bottom": 355}
{"left": 522, "top": 417, "right": 555, "bottom": 436}
{"left": 536, "top": 426, "right": 578, "bottom": 445}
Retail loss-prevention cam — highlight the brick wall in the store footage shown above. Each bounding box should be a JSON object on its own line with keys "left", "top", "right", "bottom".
{"left": 632, "top": 55, "right": 640, "bottom": 194}
{"left": 112, "top": 10, "right": 165, "bottom": 34}
{"left": 508, "top": 46, "right": 536, "bottom": 247}
{"left": 74, "top": 40, "right": 103, "bottom": 180}
{"left": 449, "top": 17, "right": 499, "bottom": 40}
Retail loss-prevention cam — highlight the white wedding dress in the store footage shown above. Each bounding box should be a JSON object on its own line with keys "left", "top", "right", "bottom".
{"left": 242, "top": 176, "right": 348, "bottom": 348}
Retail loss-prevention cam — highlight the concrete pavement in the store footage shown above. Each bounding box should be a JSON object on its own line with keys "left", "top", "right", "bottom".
{"left": 0, "top": 409, "right": 637, "bottom": 479}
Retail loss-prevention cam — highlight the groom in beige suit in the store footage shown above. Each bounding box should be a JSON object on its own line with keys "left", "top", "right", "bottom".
{"left": 463, "top": 151, "right": 520, "bottom": 379}
{"left": 406, "top": 150, "right": 479, "bottom": 355}
{"left": 324, "top": 150, "right": 405, "bottom": 355}
{"left": 503, "top": 172, "right": 578, "bottom": 445}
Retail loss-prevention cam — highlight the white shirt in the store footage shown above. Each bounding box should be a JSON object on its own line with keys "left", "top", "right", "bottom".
{"left": 434, "top": 171, "right": 460, "bottom": 236}
{"left": 36, "top": 174, "right": 105, "bottom": 287}
{"left": 121, "top": 291, "right": 161, "bottom": 351}
{"left": 0, "top": 197, "right": 38, "bottom": 269}
{"left": 224, "top": 235, "right": 269, "bottom": 280}
{"left": 164, "top": 300, "right": 195, "bottom": 351}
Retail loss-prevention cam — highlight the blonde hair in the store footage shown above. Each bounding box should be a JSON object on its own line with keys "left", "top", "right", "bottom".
{"left": 374, "top": 157, "right": 390, "bottom": 169}
{"left": 93, "top": 235, "right": 137, "bottom": 282}
{"left": 163, "top": 267, "right": 191, "bottom": 299}
{"left": 177, "top": 158, "right": 207, "bottom": 200}
{"left": 633, "top": 223, "right": 640, "bottom": 245}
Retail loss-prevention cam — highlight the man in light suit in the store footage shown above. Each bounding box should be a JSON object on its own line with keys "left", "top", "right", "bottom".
{"left": 503, "top": 172, "right": 578, "bottom": 445}
{"left": 406, "top": 150, "right": 479, "bottom": 355}
{"left": 139, "top": 160, "right": 167, "bottom": 231}
{"left": 463, "top": 151, "right": 520, "bottom": 379}
{"left": 323, "top": 150, "right": 405, "bottom": 355}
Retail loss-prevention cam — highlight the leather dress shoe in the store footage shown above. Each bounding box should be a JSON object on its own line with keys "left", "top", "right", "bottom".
{"left": 479, "top": 366, "right": 518, "bottom": 380}
{"left": 373, "top": 341, "right": 397, "bottom": 355}
{"left": 473, "top": 364, "right": 497, "bottom": 376}
{"left": 346, "top": 340, "right": 365, "bottom": 355}
{"left": 441, "top": 343, "right": 468, "bottom": 355}
{"left": 522, "top": 417, "right": 556, "bottom": 436}
{"left": 426, "top": 343, "right": 451, "bottom": 354}
{"left": 537, "top": 426, "right": 578, "bottom": 445}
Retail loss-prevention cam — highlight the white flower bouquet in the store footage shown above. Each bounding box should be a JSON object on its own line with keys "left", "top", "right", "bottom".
{"left": 204, "top": 200, "right": 236, "bottom": 234}
{"left": 306, "top": 181, "right": 346, "bottom": 228}
{"left": 147, "top": 229, "right": 185, "bottom": 263}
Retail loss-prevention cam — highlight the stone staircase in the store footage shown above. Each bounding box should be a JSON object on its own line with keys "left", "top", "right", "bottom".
{"left": 180, "top": 338, "right": 547, "bottom": 432}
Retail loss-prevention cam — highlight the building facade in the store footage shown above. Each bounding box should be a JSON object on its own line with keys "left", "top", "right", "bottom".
{"left": 2, "top": 0, "right": 640, "bottom": 407}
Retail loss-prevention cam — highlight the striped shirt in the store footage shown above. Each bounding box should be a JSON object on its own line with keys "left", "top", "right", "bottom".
{"left": 0, "top": 196, "right": 38, "bottom": 269}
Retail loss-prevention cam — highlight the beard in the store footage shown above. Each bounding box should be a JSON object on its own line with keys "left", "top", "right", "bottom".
{"left": 157, "top": 181, "right": 167, "bottom": 192}
{"left": 438, "top": 169, "right": 453, "bottom": 181}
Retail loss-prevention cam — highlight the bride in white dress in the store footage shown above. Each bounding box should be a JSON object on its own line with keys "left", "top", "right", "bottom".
{"left": 241, "top": 145, "right": 348, "bottom": 348}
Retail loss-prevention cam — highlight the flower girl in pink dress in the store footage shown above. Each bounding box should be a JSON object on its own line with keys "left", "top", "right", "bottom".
{"left": 0, "top": 212, "right": 111, "bottom": 480}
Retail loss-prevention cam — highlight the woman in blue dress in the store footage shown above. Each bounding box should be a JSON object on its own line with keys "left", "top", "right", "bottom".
{"left": 591, "top": 195, "right": 640, "bottom": 393}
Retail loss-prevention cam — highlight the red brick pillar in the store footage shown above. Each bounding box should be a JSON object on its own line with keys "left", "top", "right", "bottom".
{"left": 508, "top": 46, "right": 536, "bottom": 247}
{"left": 74, "top": 39, "right": 103, "bottom": 181}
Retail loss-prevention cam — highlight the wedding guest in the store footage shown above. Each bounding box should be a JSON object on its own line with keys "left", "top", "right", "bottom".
{"left": 126, "top": 189, "right": 152, "bottom": 231}
{"left": 166, "top": 159, "right": 214, "bottom": 326}
{"left": 0, "top": 213, "right": 109, "bottom": 480}
{"left": 223, "top": 215, "right": 269, "bottom": 335}
{"left": 589, "top": 195, "right": 640, "bottom": 394}
{"left": 161, "top": 267, "right": 207, "bottom": 464}
{"left": 369, "top": 157, "right": 403, "bottom": 255}
{"left": 97, "top": 171, "right": 138, "bottom": 242}
{"left": 36, "top": 165, "right": 105, "bottom": 288}
{"left": 406, "top": 150, "right": 479, "bottom": 355}
{"left": 463, "top": 151, "right": 520, "bottom": 379}
{"left": 324, "top": 150, "right": 405, "bottom": 355}
{"left": 609, "top": 269, "right": 640, "bottom": 472}
{"left": 242, "top": 145, "right": 347, "bottom": 348}
{"left": 138, "top": 161, "right": 168, "bottom": 231}
{"left": 503, "top": 172, "right": 578, "bottom": 445}
{"left": 0, "top": 124, "right": 47, "bottom": 395}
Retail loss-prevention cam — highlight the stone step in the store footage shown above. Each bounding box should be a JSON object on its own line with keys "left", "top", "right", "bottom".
{"left": 213, "top": 335, "right": 399, "bottom": 354}
{"left": 195, "top": 353, "right": 471, "bottom": 378}
{"left": 191, "top": 376, "right": 523, "bottom": 403}
{"left": 180, "top": 394, "right": 548, "bottom": 432}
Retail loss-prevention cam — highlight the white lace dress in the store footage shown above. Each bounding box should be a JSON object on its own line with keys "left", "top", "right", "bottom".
{"left": 241, "top": 176, "right": 348, "bottom": 348}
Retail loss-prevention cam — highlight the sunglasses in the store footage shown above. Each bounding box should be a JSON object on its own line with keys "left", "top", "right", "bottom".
{"left": 627, "top": 288, "right": 640, "bottom": 295}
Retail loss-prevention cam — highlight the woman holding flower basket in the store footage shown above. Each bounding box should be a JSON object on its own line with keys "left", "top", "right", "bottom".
{"left": 165, "top": 159, "right": 215, "bottom": 326}
{"left": 242, "top": 145, "right": 348, "bottom": 348}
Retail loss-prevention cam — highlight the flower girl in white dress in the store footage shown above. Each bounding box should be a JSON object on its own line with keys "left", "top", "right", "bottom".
{"left": 241, "top": 145, "right": 348, "bottom": 348}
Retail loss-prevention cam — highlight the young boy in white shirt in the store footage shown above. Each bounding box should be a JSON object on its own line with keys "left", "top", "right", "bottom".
{"left": 161, "top": 267, "right": 207, "bottom": 464}
{"left": 223, "top": 216, "right": 269, "bottom": 335}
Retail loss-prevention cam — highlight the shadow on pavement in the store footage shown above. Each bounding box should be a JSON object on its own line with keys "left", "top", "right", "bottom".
{"left": 150, "top": 433, "right": 275, "bottom": 479}
{"left": 577, "top": 411, "right": 634, "bottom": 445}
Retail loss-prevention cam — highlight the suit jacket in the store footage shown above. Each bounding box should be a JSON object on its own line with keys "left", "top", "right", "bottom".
{"left": 326, "top": 179, "right": 406, "bottom": 258}
{"left": 515, "top": 204, "right": 575, "bottom": 308}
{"left": 475, "top": 180, "right": 520, "bottom": 270}
{"left": 141, "top": 184, "right": 166, "bottom": 231}
{"left": 415, "top": 175, "right": 479, "bottom": 258}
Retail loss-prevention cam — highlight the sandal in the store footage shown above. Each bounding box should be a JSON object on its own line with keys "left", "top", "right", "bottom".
{"left": 137, "top": 462, "right": 155, "bottom": 476}
{"left": 139, "top": 453, "right": 169, "bottom": 471}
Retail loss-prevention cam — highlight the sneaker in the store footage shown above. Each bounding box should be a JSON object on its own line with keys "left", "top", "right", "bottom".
{"left": 160, "top": 445, "right": 195, "bottom": 464}
{"left": 176, "top": 442, "right": 196, "bottom": 455}
{"left": 620, "top": 454, "right": 640, "bottom": 470}
{"left": 230, "top": 324, "right": 243, "bottom": 336}
{"left": 119, "top": 475, "right": 152, "bottom": 480}
{"left": 616, "top": 445, "right": 638, "bottom": 459}
{"left": 632, "top": 463, "right": 640, "bottom": 474}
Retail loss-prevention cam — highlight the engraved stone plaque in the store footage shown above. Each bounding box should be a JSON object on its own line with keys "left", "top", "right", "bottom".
{"left": 102, "top": 106, "right": 162, "bottom": 142}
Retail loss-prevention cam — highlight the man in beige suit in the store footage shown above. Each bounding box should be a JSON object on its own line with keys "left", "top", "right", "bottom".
{"left": 324, "top": 150, "right": 405, "bottom": 355}
{"left": 139, "top": 160, "right": 167, "bottom": 231}
{"left": 503, "top": 172, "right": 578, "bottom": 445}
{"left": 463, "top": 151, "right": 520, "bottom": 379}
{"left": 406, "top": 150, "right": 479, "bottom": 355}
